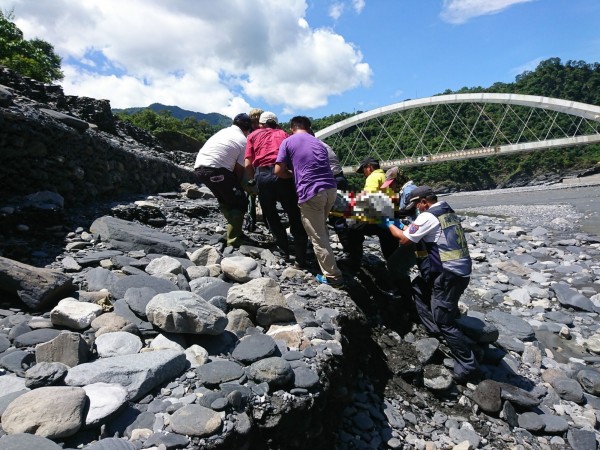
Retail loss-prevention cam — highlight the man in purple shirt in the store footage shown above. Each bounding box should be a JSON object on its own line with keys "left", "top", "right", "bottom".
{"left": 275, "top": 116, "right": 344, "bottom": 288}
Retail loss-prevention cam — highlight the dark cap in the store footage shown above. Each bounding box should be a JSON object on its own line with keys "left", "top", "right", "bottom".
{"left": 233, "top": 113, "right": 252, "bottom": 132}
{"left": 405, "top": 185, "right": 435, "bottom": 209}
{"left": 356, "top": 156, "right": 379, "bottom": 173}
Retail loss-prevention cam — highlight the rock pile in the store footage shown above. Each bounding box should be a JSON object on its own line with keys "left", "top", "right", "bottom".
{"left": 0, "top": 187, "right": 599, "bottom": 449}
{"left": 0, "top": 66, "right": 195, "bottom": 206}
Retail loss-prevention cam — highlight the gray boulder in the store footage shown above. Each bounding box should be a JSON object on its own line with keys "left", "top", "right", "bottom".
{"left": 111, "top": 274, "right": 177, "bottom": 299}
{"left": 146, "top": 291, "right": 227, "bottom": 335}
{"left": 83, "top": 383, "right": 128, "bottom": 427}
{"left": 82, "top": 438, "right": 137, "bottom": 450}
{"left": 227, "top": 278, "right": 287, "bottom": 314}
{"left": 25, "top": 362, "right": 69, "bottom": 388}
{"left": 2, "top": 386, "right": 87, "bottom": 439}
{"left": 64, "top": 349, "right": 186, "bottom": 400}
{"left": 485, "top": 310, "right": 535, "bottom": 340}
{"left": 577, "top": 369, "right": 600, "bottom": 395}
{"left": 472, "top": 379, "right": 502, "bottom": 413}
{"left": 0, "top": 433, "right": 62, "bottom": 450}
{"left": 170, "top": 404, "right": 222, "bottom": 437}
{"left": 551, "top": 283, "right": 595, "bottom": 312}
{"left": 232, "top": 334, "right": 277, "bottom": 364}
{"left": 221, "top": 256, "right": 262, "bottom": 282}
{"left": 196, "top": 360, "right": 245, "bottom": 386}
{"left": 95, "top": 331, "right": 143, "bottom": 357}
{"left": 248, "top": 356, "right": 293, "bottom": 388}
{"left": 35, "top": 331, "right": 89, "bottom": 367}
{"left": 90, "top": 215, "right": 186, "bottom": 257}
{"left": 0, "top": 256, "right": 74, "bottom": 310}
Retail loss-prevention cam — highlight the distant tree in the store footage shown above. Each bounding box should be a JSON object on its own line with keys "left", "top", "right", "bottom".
{"left": 0, "top": 10, "right": 63, "bottom": 83}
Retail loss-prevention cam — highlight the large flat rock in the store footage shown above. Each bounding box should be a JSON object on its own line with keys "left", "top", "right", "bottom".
{"left": 90, "top": 215, "right": 186, "bottom": 257}
{"left": 64, "top": 349, "right": 186, "bottom": 400}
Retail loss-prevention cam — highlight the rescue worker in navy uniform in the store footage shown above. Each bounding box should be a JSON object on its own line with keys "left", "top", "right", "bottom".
{"left": 386, "top": 186, "right": 481, "bottom": 384}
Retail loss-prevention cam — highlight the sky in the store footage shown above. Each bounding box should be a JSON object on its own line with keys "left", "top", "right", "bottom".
{"left": 6, "top": 0, "right": 600, "bottom": 121}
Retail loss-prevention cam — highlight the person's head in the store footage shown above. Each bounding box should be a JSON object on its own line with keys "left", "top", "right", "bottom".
{"left": 407, "top": 185, "right": 437, "bottom": 213}
{"left": 356, "top": 157, "right": 380, "bottom": 177}
{"left": 380, "top": 166, "right": 408, "bottom": 192}
{"left": 233, "top": 113, "right": 253, "bottom": 135}
{"left": 259, "top": 111, "right": 279, "bottom": 129}
{"left": 248, "top": 108, "right": 264, "bottom": 131}
{"left": 289, "top": 116, "right": 312, "bottom": 133}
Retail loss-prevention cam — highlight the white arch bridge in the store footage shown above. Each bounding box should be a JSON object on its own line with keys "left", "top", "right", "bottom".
{"left": 314, "top": 93, "right": 600, "bottom": 174}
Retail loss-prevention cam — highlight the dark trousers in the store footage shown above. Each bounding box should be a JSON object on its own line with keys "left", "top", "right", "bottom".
{"left": 338, "top": 221, "right": 399, "bottom": 262}
{"left": 195, "top": 166, "right": 247, "bottom": 246}
{"left": 245, "top": 194, "right": 257, "bottom": 231}
{"left": 412, "top": 270, "right": 479, "bottom": 377}
{"left": 255, "top": 166, "right": 308, "bottom": 260}
{"left": 388, "top": 243, "right": 417, "bottom": 305}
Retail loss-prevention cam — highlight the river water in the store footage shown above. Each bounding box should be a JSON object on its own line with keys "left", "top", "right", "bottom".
{"left": 444, "top": 175, "right": 600, "bottom": 236}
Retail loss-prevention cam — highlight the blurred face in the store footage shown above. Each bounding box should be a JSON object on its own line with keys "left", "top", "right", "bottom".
{"left": 362, "top": 165, "right": 373, "bottom": 176}
{"left": 251, "top": 119, "right": 260, "bottom": 130}
{"left": 416, "top": 198, "right": 429, "bottom": 213}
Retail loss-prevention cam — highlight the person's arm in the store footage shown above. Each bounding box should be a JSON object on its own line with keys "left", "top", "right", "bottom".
{"left": 233, "top": 162, "right": 245, "bottom": 182}
{"left": 274, "top": 162, "right": 293, "bottom": 179}
{"left": 388, "top": 223, "right": 414, "bottom": 245}
{"left": 244, "top": 158, "right": 255, "bottom": 181}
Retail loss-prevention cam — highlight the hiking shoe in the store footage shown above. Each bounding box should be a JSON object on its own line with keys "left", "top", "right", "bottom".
{"left": 315, "top": 274, "right": 344, "bottom": 288}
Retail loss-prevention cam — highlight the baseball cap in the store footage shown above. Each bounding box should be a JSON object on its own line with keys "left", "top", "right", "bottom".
{"left": 380, "top": 167, "right": 400, "bottom": 189}
{"left": 233, "top": 113, "right": 252, "bottom": 132}
{"left": 356, "top": 156, "right": 379, "bottom": 173}
{"left": 405, "top": 185, "right": 435, "bottom": 209}
{"left": 259, "top": 111, "right": 278, "bottom": 124}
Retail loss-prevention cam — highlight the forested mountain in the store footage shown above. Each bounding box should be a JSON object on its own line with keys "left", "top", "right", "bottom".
{"left": 312, "top": 58, "right": 600, "bottom": 191}
{"left": 114, "top": 103, "right": 231, "bottom": 127}
{"left": 113, "top": 107, "right": 224, "bottom": 149}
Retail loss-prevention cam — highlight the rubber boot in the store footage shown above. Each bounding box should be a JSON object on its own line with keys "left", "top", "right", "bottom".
{"left": 222, "top": 206, "right": 245, "bottom": 247}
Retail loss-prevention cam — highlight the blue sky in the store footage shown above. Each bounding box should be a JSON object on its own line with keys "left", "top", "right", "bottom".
{"left": 7, "top": 0, "right": 600, "bottom": 121}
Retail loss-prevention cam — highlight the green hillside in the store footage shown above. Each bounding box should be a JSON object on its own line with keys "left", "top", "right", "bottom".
{"left": 113, "top": 103, "right": 231, "bottom": 127}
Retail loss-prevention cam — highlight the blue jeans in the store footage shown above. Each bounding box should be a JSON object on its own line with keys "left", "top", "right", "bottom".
{"left": 255, "top": 166, "right": 308, "bottom": 260}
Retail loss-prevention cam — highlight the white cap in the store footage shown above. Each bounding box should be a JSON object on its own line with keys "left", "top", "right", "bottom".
{"left": 259, "top": 111, "right": 278, "bottom": 124}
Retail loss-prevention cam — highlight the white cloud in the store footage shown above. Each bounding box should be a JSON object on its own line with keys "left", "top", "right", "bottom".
{"left": 329, "top": 3, "right": 344, "bottom": 21}
{"left": 7, "top": 0, "right": 371, "bottom": 116}
{"left": 440, "top": 0, "right": 535, "bottom": 24}
{"left": 352, "top": 0, "right": 366, "bottom": 14}
{"left": 510, "top": 57, "right": 545, "bottom": 78}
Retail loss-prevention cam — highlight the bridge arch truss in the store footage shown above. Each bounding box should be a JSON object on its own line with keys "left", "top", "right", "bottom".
{"left": 314, "top": 93, "right": 600, "bottom": 173}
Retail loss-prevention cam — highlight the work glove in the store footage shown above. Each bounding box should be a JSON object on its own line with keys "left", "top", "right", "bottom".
{"left": 383, "top": 218, "right": 405, "bottom": 229}
{"left": 377, "top": 217, "right": 390, "bottom": 229}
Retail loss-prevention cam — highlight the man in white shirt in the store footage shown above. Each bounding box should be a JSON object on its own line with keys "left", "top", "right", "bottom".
{"left": 194, "top": 113, "right": 253, "bottom": 247}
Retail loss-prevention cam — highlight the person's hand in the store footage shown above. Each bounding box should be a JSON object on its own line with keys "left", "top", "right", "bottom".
{"left": 392, "top": 219, "right": 405, "bottom": 230}
{"left": 242, "top": 179, "right": 258, "bottom": 195}
{"left": 381, "top": 218, "right": 404, "bottom": 229}
{"left": 378, "top": 217, "right": 392, "bottom": 229}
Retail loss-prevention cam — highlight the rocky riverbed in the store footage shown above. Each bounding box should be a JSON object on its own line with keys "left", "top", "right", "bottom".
{"left": 0, "top": 183, "right": 599, "bottom": 450}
